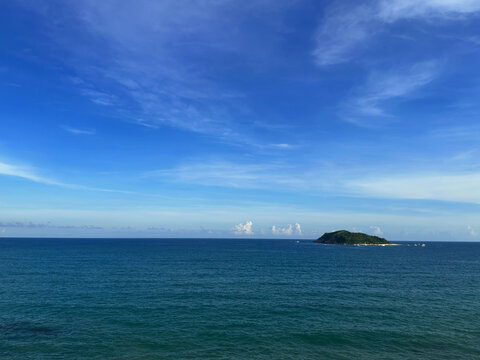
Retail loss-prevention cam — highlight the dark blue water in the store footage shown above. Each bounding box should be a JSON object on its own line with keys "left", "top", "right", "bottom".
{"left": 1, "top": 238, "right": 479, "bottom": 359}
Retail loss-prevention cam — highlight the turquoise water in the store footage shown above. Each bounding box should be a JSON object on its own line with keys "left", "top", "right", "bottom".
{"left": 1, "top": 238, "right": 479, "bottom": 359}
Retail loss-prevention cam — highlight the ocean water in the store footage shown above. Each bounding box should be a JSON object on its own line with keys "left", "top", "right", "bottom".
{"left": 1, "top": 238, "right": 479, "bottom": 359}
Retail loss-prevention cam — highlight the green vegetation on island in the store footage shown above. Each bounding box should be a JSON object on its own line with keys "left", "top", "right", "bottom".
{"left": 314, "top": 230, "right": 391, "bottom": 245}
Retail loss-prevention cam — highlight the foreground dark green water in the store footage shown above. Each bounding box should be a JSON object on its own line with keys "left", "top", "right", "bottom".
{"left": 1, "top": 238, "right": 479, "bottom": 359}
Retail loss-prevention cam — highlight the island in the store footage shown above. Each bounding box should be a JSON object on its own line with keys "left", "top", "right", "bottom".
{"left": 314, "top": 230, "right": 392, "bottom": 245}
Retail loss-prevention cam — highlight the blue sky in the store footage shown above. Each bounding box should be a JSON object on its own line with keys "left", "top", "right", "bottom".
{"left": 1, "top": 0, "right": 480, "bottom": 239}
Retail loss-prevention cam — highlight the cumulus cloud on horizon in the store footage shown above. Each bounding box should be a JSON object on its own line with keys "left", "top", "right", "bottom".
{"left": 467, "top": 225, "right": 477, "bottom": 237}
{"left": 233, "top": 221, "right": 254, "bottom": 235}
{"left": 272, "top": 223, "right": 302, "bottom": 236}
{"left": 369, "top": 225, "right": 384, "bottom": 236}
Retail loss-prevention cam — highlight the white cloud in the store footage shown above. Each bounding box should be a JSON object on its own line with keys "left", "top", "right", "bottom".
{"left": 0, "top": 160, "right": 131, "bottom": 194}
{"left": 63, "top": 126, "right": 96, "bottom": 135}
{"left": 313, "top": 4, "right": 373, "bottom": 66}
{"left": 153, "top": 159, "right": 480, "bottom": 206}
{"left": 0, "top": 161, "right": 62, "bottom": 186}
{"left": 314, "top": 2, "right": 447, "bottom": 127}
{"left": 147, "top": 161, "right": 307, "bottom": 190}
{"left": 379, "top": 0, "right": 480, "bottom": 22}
{"left": 270, "top": 143, "right": 293, "bottom": 149}
{"left": 80, "top": 89, "right": 117, "bottom": 107}
{"left": 350, "top": 172, "right": 480, "bottom": 204}
{"left": 272, "top": 223, "right": 302, "bottom": 236}
{"left": 370, "top": 225, "right": 384, "bottom": 236}
{"left": 272, "top": 224, "right": 293, "bottom": 235}
{"left": 233, "top": 221, "right": 254, "bottom": 235}
{"left": 357, "top": 62, "right": 438, "bottom": 114}
{"left": 342, "top": 61, "right": 439, "bottom": 125}
{"left": 467, "top": 225, "right": 477, "bottom": 236}
{"left": 22, "top": 1, "right": 297, "bottom": 144}
{"left": 314, "top": 0, "right": 480, "bottom": 66}
{"left": 295, "top": 222, "right": 302, "bottom": 235}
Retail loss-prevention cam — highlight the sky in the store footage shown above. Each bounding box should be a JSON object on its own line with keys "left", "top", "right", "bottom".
{"left": 1, "top": 0, "right": 480, "bottom": 240}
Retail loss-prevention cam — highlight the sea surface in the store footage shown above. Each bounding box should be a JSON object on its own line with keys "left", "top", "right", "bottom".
{"left": 1, "top": 238, "right": 479, "bottom": 359}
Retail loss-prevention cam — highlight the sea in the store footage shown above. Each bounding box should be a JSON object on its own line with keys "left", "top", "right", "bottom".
{"left": 1, "top": 238, "right": 479, "bottom": 359}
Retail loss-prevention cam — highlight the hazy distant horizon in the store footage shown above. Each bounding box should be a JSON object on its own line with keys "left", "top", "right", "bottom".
{"left": 2, "top": 236, "right": 479, "bottom": 243}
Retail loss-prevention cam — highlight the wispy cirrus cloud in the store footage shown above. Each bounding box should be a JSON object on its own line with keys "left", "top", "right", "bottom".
{"left": 63, "top": 126, "right": 96, "bottom": 135}
{"left": 149, "top": 158, "right": 480, "bottom": 205}
{"left": 313, "top": 0, "right": 479, "bottom": 128}
{"left": 378, "top": 0, "right": 480, "bottom": 22}
{"left": 144, "top": 154, "right": 480, "bottom": 205}
{"left": 341, "top": 61, "right": 439, "bottom": 126}
{"left": 269, "top": 143, "right": 294, "bottom": 149}
{"left": 0, "top": 161, "right": 62, "bottom": 186}
{"left": 314, "top": 0, "right": 480, "bottom": 66}
{"left": 146, "top": 161, "right": 309, "bottom": 190}
{"left": 80, "top": 89, "right": 117, "bottom": 107}
{"left": 21, "top": 0, "right": 297, "bottom": 144}
{"left": 349, "top": 172, "right": 480, "bottom": 204}
{"left": 430, "top": 125, "right": 480, "bottom": 140}
{"left": 0, "top": 160, "right": 130, "bottom": 194}
{"left": 313, "top": 3, "right": 374, "bottom": 66}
